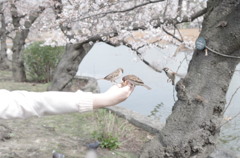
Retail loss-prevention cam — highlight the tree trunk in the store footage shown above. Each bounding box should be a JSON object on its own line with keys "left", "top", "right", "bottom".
{"left": 47, "top": 43, "right": 93, "bottom": 91}
{"left": 0, "top": 3, "right": 10, "bottom": 70}
{"left": 10, "top": 3, "right": 45, "bottom": 82}
{"left": 140, "top": 1, "right": 240, "bottom": 158}
{"left": 11, "top": 30, "right": 28, "bottom": 82}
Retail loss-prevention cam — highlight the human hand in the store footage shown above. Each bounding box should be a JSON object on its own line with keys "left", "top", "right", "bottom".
{"left": 92, "top": 81, "right": 134, "bottom": 109}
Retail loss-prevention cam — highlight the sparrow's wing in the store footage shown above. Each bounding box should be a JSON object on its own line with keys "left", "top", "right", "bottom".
{"left": 104, "top": 69, "right": 119, "bottom": 80}
{"left": 131, "top": 75, "right": 144, "bottom": 84}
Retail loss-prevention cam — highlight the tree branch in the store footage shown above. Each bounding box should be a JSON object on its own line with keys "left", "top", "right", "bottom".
{"left": 223, "top": 86, "right": 240, "bottom": 114}
{"left": 74, "top": 0, "right": 165, "bottom": 22}
{"left": 121, "top": 41, "right": 162, "bottom": 73}
{"left": 153, "top": 7, "right": 207, "bottom": 27}
{"left": 180, "top": 7, "right": 207, "bottom": 23}
{"left": 162, "top": 26, "right": 183, "bottom": 42}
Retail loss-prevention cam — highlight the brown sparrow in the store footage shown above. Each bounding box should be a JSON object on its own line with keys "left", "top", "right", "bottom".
{"left": 163, "top": 67, "right": 176, "bottom": 85}
{"left": 98, "top": 68, "right": 124, "bottom": 83}
{"left": 122, "top": 74, "right": 151, "bottom": 90}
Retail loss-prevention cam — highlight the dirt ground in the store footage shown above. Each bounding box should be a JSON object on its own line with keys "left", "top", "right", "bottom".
{"left": 0, "top": 112, "right": 151, "bottom": 158}
{"left": 0, "top": 71, "right": 152, "bottom": 158}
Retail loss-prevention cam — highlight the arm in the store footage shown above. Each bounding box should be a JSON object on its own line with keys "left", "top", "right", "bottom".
{"left": 0, "top": 83, "right": 134, "bottom": 119}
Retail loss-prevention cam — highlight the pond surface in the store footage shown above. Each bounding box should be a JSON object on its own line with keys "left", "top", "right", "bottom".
{"left": 78, "top": 42, "right": 240, "bottom": 154}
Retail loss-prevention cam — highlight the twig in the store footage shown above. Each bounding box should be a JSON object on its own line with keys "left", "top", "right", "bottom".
{"left": 173, "top": 86, "right": 176, "bottom": 102}
{"left": 217, "top": 110, "right": 240, "bottom": 130}
{"left": 174, "top": 25, "right": 184, "bottom": 42}
{"left": 121, "top": 41, "right": 162, "bottom": 73}
{"left": 74, "top": 0, "right": 164, "bottom": 22}
{"left": 223, "top": 86, "right": 240, "bottom": 114}
{"left": 179, "top": 8, "right": 207, "bottom": 23}
{"left": 162, "top": 26, "right": 183, "bottom": 42}
{"left": 173, "top": 55, "right": 187, "bottom": 102}
{"left": 175, "top": 55, "right": 187, "bottom": 74}
{"left": 216, "top": 86, "right": 240, "bottom": 130}
{"left": 206, "top": 46, "right": 240, "bottom": 59}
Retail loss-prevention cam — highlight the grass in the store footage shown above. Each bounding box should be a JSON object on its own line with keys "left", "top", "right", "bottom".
{"left": 0, "top": 70, "right": 49, "bottom": 91}
{"left": 92, "top": 109, "right": 136, "bottom": 150}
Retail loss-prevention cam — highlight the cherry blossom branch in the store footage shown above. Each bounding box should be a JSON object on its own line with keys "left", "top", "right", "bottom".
{"left": 74, "top": 0, "right": 165, "bottom": 22}
{"left": 162, "top": 26, "right": 183, "bottom": 42}
{"left": 121, "top": 41, "right": 162, "bottom": 73}
{"left": 180, "top": 7, "right": 207, "bottom": 23}
{"left": 152, "top": 7, "right": 207, "bottom": 27}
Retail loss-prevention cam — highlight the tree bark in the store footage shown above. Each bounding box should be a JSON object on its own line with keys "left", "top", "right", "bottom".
{"left": 0, "top": 3, "right": 10, "bottom": 70}
{"left": 11, "top": 30, "right": 28, "bottom": 82}
{"left": 10, "top": 3, "right": 45, "bottom": 82}
{"left": 140, "top": 1, "right": 240, "bottom": 158}
{"left": 47, "top": 43, "right": 93, "bottom": 91}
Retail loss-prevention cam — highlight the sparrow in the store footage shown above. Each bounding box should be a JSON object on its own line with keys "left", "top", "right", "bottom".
{"left": 122, "top": 74, "right": 151, "bottom": 90}
{"left": 52, "top": 150, "right": 65, "bottom": 158}
{"left": 98, "top": 68, "right": 124, "bottom": 83}
{"left": 87, "top": 141, "right": 100, "bottom": 150}
{"left": 162, "top": 67, "right": 186, "bottom": 85}
{"left": 163, "top": 67, "right": 176, "bottom": 85}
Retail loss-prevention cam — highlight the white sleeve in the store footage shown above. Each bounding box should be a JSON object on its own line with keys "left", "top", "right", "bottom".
{"left": 0, "top": 89, "right": 93, "bottom": 119}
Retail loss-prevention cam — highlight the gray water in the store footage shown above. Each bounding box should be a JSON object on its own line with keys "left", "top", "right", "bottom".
{"left": 78, "top": 42, "right": 240, "bottom": 153}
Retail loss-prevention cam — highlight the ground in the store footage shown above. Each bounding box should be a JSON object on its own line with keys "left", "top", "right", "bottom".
{"left": 0, "top": 70, "right": 153, "bottom": 158}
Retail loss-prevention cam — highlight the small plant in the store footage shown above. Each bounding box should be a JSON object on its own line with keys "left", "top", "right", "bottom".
{"left": 148, "top": 102, "right": 164, "bottom": 120}
{"left": 91, "top": 109, "right": 131, "bottom": 150}
{"left": 23, "top": 42, "right": 64, "bottom": 83}
{"left": 92, "top": 131, "right": 120, "bottom": 150}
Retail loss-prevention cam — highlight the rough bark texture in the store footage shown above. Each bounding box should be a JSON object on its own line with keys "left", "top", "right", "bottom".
{"left": 0, "top": 3, "right": 10, "bottom": 70}
{"left": 10, "top": 4, "right": 44, "bottom": 82}
{"left": 140, "top": 1, "right": 240, "bottom": 158}
{"left": 48, "top": 43, "right": 93, "bottom": 91}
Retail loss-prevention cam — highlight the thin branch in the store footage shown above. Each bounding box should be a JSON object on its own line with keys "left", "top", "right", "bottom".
{"left": 172, "top": 55, "right": 187, "bottom": 102}
{"left": 216, "top": 86, "right": 240, "bottom": 130}
{"left": 223, "top": 86, "right": 240, "bottom": 114}
{"left": 174, "top": 25, "right": 183, "bottom": 41}
{"left": 121, "top": 41, "right": 162, "bottom": 73}
{"left": 162, "top": 0, "right": 169, "bottom": 18}
{"left": 7, "top": 35, "right": 14, "bottom": 40}
{"left": 162, "top": 26, "right": 183, "bottom": 42}
{"left": 74, "top": 0, "right": 164, "bottom": 22}
{"left": 179, "top": 7, "right": 207, "bottom": 23}
{"left": 217, "top": 110, "right": 240, "bottom": 130}
{"left": 154, "top": 7, "right": 207, "bottom": 27}
{"left": 177, "top": 0, "right": 183, "bottom": 17}
{"left": 205, "top": 46, "right": 240, "bottom": 59}
{"left": 173, "top": 86, "right": 176, "bottom": 102}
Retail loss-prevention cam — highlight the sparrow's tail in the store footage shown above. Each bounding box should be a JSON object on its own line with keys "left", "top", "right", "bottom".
{"left": 144, "top": 85, "right": 151, "bottom": 90}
